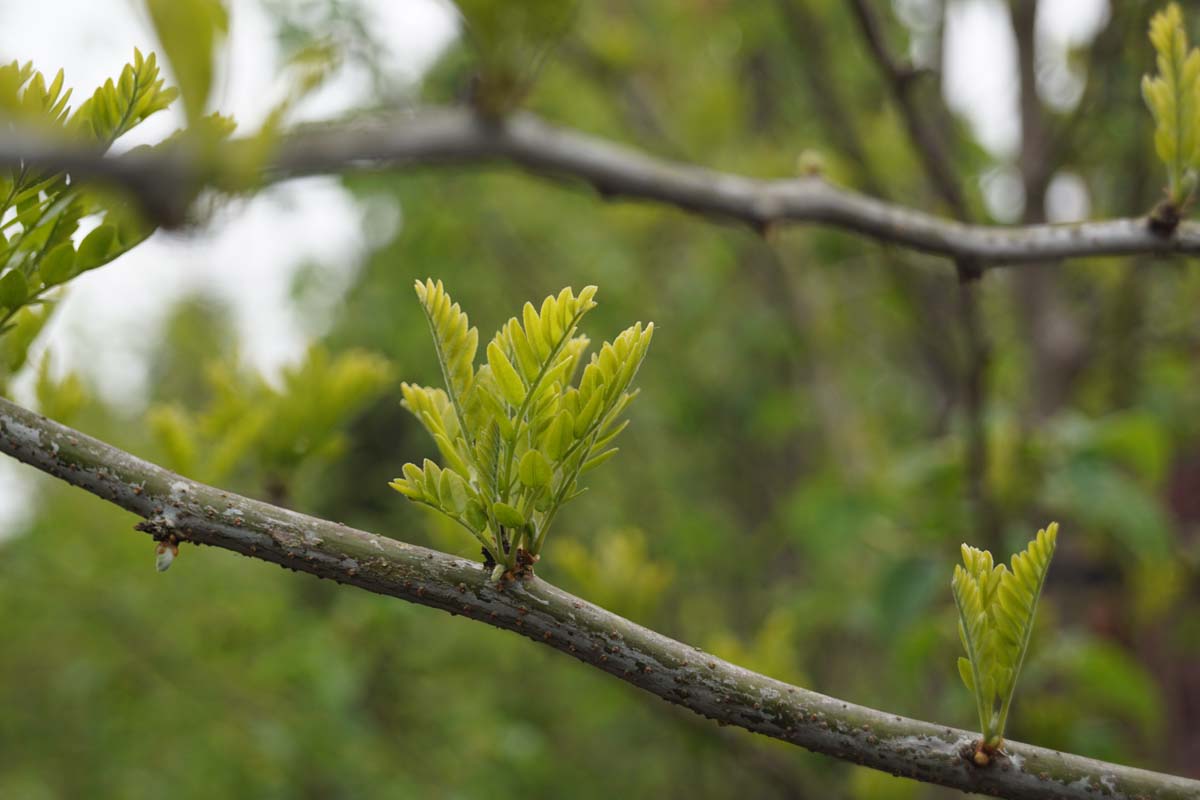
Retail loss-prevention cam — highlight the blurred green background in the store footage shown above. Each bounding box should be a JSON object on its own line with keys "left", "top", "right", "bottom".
{"left": 3, "top": 1, "right": 1200, "bottom": 797}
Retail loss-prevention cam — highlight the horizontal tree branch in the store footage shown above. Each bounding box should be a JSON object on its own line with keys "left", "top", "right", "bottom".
{"left": 4, "top": 108, "right": 1200, "bottom": 266}
{"left": 1, "top": 395, "right": 1196, "bottom": 800}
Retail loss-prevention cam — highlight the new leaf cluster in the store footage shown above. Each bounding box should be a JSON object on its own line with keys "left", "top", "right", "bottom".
{"left": 1143, "top": 3, "right": 1200, "bottom": 207}
{"left": 149, "top": 346, "right": 394, "bottom": 486}
{"left": 391, "top": 279, "right": 653, "bottom": 580}
{"left": 952, "top": 523, "right": 1058, "bottom": 758}
{"left": 0, "top": 51, "right": 178, "bottom": 372}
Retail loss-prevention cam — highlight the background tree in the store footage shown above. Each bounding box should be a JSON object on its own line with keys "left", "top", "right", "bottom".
{"left": 1, "top": 1, "right": 1199, "bottom": 798}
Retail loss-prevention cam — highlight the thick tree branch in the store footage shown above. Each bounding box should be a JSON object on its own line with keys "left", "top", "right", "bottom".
{"left": 3, "top": 108, "right": 1199, "bottom": 266}
{"left": 1, "top": 395, "right": 1196, "bottom": 800}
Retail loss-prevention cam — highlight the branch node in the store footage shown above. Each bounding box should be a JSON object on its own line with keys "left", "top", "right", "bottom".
{"left": 1148, "top": 200, "right": 1183, "bottom": 236}
{"left": 955, "top": 259, "right": 984, "bottom": 284}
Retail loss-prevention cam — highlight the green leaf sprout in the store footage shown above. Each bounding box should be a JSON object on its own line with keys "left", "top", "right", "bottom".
{"left": 1142, "top": 3, "right": 1200, "bottom": 223}
{"left": 391, "top": 279, "right": 653, "bottom": 581}
{"left": 951, "top": 523, "right": 1058, "bottom": 764}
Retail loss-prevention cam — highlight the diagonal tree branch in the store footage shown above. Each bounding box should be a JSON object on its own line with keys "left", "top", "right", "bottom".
{"left": 2, "top": 108, "right": 1199, "bottom": 266}
{"left": 1, "top": 394, "right": 1196, "bottom": 800}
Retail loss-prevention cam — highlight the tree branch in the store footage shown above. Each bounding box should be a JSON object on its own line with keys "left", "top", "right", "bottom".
{"left": 2, "top": 108, "right": 1198, "bottom": 267}
{"left": 0, "top": 395, "right": 1196, "bottom": 800}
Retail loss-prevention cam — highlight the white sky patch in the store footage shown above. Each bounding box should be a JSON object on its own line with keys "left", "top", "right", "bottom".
{"left": 1035, "top": 0, "right": 1111, "bottom": 112}
{"left": 943, "top": 0, "right": 1022, "bottom": 159}
{"left": 942, "top": 0, "right": 1108, "bottom": 158}
{"left": 1037, "top": 0, "right": 1111, "bottom": 48}
{"left": 1045, "top": 170, "right": 1091, "bottom": 223}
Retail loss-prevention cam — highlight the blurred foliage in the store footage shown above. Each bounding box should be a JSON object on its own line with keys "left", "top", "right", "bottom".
{"left": 148, "top": 344, "right": 393, "bottom": 491}
{"left": 3, "top": 0, "right": 1200, "bottom": 798}
{"left": 455, "top": 0, "right": 576, "bottom": 113}
{"left": 145, "top": 0, "right": 228, "bottom": 125}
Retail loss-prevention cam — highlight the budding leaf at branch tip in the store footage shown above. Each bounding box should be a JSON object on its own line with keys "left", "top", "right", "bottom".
{"left": 952, "top": 523, "right": 1058, "bottom": 753}
{"left": 391, "top": 279, "right": 651, "bottom": 578}
{"left": 1143, "top": 3, "right": 1200, "bottom": 208}
{"left": 155, "top": 540, "right": 178, "bottom": 572}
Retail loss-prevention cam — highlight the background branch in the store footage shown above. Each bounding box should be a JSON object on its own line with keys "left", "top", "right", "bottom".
{"left": 2, "top": 108, "right": 1198, "bottom": 266}
{"left": 0, "top": 396, "right": 1196, "bottom": 800}
{"left": 844, "top": 0, "right": 999, "bottom": 544}
{"left": 846, "top": 0, "right": 968, "bottom": 217}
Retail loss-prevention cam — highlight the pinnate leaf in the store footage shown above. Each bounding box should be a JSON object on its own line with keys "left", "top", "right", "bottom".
{"left": 951, "top": 523, "right": 1058, "bottom": 747}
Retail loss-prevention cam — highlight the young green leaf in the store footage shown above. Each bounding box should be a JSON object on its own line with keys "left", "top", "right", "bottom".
{"left": 439, "top": 469, "right": 470, "bottom": 515}
{"left": 39, "top": 242, "right": 76, "bottom": 286}
{"left": 1143, "top": 3, "right": 1200, "bottom": 208}
{"left": 580, "top": 447, "right": 619, "bottom": 474}
{"left": 952, "top": 523, "right": 1058, "bottom": 758}
{"left": 542, "top": 408, "right": 574, "bottom": 461}
{"left": 492, "top": 501, "right": 525, "bottom": 528}
{"left": 0, "top": 271, "right": 29, "bottom": 310}
{"left": 414, "top": 279, "right": 478, "bottom": 436}
{"left": 518, "top": 449, "right": 552, "bottom": 488}
{"left": 487, "top": 340, "right": 526, "bottom": 406}
{"left": 75, "top": 225, "right": 117, "bottom": 272}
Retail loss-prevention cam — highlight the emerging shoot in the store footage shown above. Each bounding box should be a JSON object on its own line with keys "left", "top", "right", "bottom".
{"left": 391, "top": 280, "right": 652, "bottom": 581}
{"left": 951, "top": 523, "right": 1058, "bottom": 764}
{"left": 1143, "top": 3, "right": 1200, "bottom": 227}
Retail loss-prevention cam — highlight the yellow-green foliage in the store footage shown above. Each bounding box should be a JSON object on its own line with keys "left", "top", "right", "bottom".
{"left": 554, "top": 528, "right": 672, "bottom": 620}
{"left": 455, "top": 0, "right": 577, "bottom": 113}
{"left": 145, "top": 0, "right": 228, "bottom": 125}
{"left": 0, "top": 51, "right": 178, "bottom": 323}
{"left": 1143, "top": 3, "right": 1200, "bottom": 204}
{"left": 952, "top": 523, "right": 1058, "bottom": 750}
{"left": 391, "top": 280, "right": 653, "bottom": 577}
{"left": 33, "top": 352, "right": 86, "bottom": 424}
{"left": 0, "top": 51, "right": 179, "bottom": 397}
{"left": 148, "top": 345, "right": 394, "bottom": 485}
{"left": 0, "top": 50, "right": 177, "bottom": 309}
{"left": 71, "top": 49, "right": 179, "bottom": 145}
